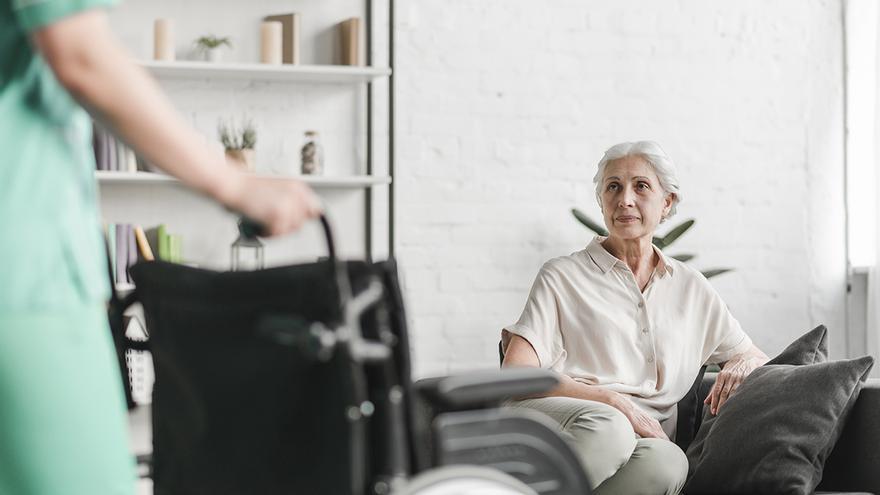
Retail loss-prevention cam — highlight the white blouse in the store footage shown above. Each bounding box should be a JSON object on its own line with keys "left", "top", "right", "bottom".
{"left": 504, "top": 236, "right": 752, "bottom": 439}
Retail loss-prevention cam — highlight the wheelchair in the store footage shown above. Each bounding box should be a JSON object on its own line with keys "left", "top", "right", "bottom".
{"left": 113, "top": 216, "right": 592, "bottom": 494}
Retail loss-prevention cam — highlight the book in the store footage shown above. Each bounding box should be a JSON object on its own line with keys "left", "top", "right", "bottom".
{"left": 134, "top": 226, "right": 155, "bottom": 261}
{"left": 158, "top": 224, "right": 169, "bottom": 261}
{"left": 264, "top": 13, "right": 300, "bottom": 65}
{"left": 96, "top": 127, "right": 110, "bottom": 171}
{"left": 338, "top": 17, "right": 362, "bottom": 66}
{"left": 115, "top": 138, "right": 128, "bottom": 173}
{"left": 127, "top": 225, "right": 137, "bottom": 283}
{"left": 115, "top": 223, "right": 128, "bottom": 284}
{"left": 107, "top": 222, "right": 116, "bottom": 278}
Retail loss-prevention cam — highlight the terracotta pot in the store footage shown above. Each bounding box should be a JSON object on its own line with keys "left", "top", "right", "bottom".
{"left": 225, "top": 148, "right": 255, "bottom": 172}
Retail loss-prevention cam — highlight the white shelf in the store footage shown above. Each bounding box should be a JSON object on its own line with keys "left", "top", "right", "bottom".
{"left": 140, "top": 60, "right": 391, "bottom": 84}
{"left": 96, "top": 171, "right": 390, "bottom": 188}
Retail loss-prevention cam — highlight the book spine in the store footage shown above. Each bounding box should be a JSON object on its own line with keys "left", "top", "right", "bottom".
{"left": 158, "top": 224, "right": 169, "bottom": 261}
{"left": 115, "top": 223, "right": 127, "bottom": 284}
{"left": 108, "top": 222, "right": 116, "bottom": 282}
{"left": 127, "top": 225, "right": 137, "bottom": 282}
{"left": 134, "top": 226, "right": 155, "bottom": 261}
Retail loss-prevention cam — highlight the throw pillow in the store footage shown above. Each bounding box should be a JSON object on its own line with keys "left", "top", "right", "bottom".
{"left": 684, "top": 327, "right": 873, "bottom": 495}
{"left": 765, "top": 324, "right": 828, "bottom": 366}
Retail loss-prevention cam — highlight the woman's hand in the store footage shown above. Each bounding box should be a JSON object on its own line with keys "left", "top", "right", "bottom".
{"left": 612, "top": 393, "right": 668, "bottom": 440}
{"left": 705, "top": 345, "right": 768, "bottom": 415}
{"left": 217, "top": 172, "right": 322, "bottom": 236}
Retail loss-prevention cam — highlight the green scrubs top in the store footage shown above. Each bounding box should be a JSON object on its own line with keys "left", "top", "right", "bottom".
{"left": 0, "top": 4, "right": 135, "bottom": 494}
{"left": 1, "top": 0, "right": 116, "bottom": 311}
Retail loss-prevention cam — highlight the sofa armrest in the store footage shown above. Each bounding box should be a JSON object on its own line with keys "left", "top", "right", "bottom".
{"left": 415, "top": 368, "right": 558, "bottom": 410}
{"left": 817, "top": 379, "right": 880, "bottom": 493}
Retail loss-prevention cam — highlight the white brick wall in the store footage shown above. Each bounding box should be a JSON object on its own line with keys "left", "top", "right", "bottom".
{"left": 396, "top": 0, "right": 847, "bottom": 377}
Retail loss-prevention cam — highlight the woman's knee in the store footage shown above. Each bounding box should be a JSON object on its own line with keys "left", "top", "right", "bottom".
{"left": 630, "top": 439, "right": 688, "bottom": 494}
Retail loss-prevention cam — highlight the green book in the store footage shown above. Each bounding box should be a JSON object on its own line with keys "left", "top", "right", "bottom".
{"left": 158, "top": 224, "right": 169, "bottom": 261}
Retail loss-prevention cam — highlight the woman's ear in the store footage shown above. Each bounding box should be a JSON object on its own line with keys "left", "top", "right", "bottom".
{"left": 663, "top": 193, "right": 675, "bottom": 213}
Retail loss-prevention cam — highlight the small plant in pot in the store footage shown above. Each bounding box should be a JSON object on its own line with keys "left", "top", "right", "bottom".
{"left": 219, "top": 119, "right": 257, "bottom": 172}
{"left": 194, "top": 35, "right": 232, "bottom": 62}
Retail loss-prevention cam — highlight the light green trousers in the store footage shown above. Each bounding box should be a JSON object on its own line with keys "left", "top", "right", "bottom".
{"left": 0, "top": 305, "right": 135, "bottom": 495}
{"left": 508, "top": 396, "right": 687, "bottom": 495}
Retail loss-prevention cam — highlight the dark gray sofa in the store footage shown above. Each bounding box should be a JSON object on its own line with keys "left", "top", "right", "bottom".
{"left": 693, "top": 373, "right": 880, "bottom": 495}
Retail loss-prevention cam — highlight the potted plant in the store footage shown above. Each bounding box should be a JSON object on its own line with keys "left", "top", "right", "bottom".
{"left": 194, "top": 35, "right": 232, "bottom": 62}
{"left": 219, "top": 119, "right": 257, "bottom": 172}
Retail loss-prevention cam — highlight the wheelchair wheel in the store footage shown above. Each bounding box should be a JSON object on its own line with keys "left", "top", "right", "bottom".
{"left": 397, "top": 465, "right": 537, "bottom": 495}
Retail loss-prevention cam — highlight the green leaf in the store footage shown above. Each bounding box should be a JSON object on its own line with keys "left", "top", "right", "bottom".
{"left": 571, "top": 208, "right": 608, "bottom": 237}
{"left": 702, "top": 268, "right": 733, "bottom": 279}
{"left": 657, "top": 219, "right": 695, "bottom": 249}
{"left": 670, "top": 253, "right": 695, "bottom": 262}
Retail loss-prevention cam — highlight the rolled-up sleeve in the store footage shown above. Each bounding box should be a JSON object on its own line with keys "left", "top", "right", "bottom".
{"left": 504, "top": 265, "right": 566, "bottom": 369}
{"left": 700, "top": 279, "right": 753, "bottom": 364}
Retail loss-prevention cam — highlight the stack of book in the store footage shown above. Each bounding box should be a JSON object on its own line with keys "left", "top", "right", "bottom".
{"left": 106, "top": 223, "right": 183, "bottom": 285}
{"left": 93, "top": 123, "right": 138, "bottom": 172}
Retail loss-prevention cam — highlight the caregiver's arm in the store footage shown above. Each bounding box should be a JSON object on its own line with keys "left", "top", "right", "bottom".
{"left": 32, "top": 9, "right": 320, "bottom": 235}
{"left": 503, "top": 333, "right": 667, "bottom": 439}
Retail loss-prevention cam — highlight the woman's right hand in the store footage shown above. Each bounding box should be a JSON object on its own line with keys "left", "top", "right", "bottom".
{"left": 613, "top": 393, "right": 669, "bottom": 440}
{"left": 217, "top": 172, "right": 323, "bottom": 236}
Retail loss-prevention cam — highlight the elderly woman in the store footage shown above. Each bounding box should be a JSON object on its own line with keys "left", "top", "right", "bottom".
{"left": 501, "top": 141, "right": 768, "bottom": 495}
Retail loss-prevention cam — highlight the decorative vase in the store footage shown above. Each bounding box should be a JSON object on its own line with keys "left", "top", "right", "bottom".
{"left": 225, "top": 148, "right": 255, "bottom": 172}
{"left": 300, "top": 130, "right": 323, "bottom": 175}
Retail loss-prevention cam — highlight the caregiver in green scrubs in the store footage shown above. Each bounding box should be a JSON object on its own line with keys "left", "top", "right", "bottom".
{"left": 0, "top": 1, "right": 321, "bottom": 493}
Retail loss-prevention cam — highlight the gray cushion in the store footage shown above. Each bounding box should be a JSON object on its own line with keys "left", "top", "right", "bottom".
{"left": 765, "top": 324, "right": 828, "bottom": 366}
{"left": 685, "top": 326, "right": 874, "bottom": 495}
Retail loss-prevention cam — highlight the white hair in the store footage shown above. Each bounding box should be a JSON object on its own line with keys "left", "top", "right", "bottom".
{"left": 593, "top": 141, "right": 682, "bottom": 221}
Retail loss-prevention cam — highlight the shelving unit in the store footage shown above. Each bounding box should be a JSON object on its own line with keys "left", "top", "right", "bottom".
{"left": 100, "top": 0, "right": 396, "bottom": 261}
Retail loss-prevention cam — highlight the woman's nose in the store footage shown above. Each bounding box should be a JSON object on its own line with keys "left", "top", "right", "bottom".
{"left": 618, "top": 187, "right": 635, "bottom": 207}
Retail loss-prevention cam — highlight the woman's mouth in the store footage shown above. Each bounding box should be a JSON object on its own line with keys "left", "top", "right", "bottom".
{"left": 616, "top": 216, "right": 639, "bottom": 223}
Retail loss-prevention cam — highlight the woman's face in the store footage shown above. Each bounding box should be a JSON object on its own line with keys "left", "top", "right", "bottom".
{"left": 600, "top": 155, "right": 673, "bottom": 242}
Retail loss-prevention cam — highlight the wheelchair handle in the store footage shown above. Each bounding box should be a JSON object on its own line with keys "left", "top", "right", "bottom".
{"left": 239, "top": 213, "right": 336, "bottom": 261}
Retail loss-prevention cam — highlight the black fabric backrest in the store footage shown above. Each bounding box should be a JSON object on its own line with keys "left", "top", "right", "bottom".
{"left": 359, "top": 260, "right": 426, "bottom": 474}
{"left": 131, "top": 260, "right": 365, "bottom": 495}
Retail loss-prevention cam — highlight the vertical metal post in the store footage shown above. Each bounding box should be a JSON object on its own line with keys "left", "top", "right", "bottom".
{"left": 388, "top": 0, "right": 395, "bottom": 258}
{"left": 365, "top": 0, "right": 374, "bottom": 261}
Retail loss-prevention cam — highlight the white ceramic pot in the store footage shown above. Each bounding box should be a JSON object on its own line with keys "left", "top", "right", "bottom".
{"left": 207, "top": 49, "right": 223, "bottom": 63}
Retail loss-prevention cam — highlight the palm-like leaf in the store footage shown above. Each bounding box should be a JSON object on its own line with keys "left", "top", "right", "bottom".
{"left": 670, "top": 253, "right": 695, "bottom": 262}
{"left": 701, "top": 268, "right": 732, "bottom": 279}
{"left": 655, "top": 219, "right": 695, "bottom": 249}
{"left": 571, "top": 208, "right": 608, "bottom": 237}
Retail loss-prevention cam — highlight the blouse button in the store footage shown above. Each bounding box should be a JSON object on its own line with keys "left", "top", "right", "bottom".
{"left": 647, "top": 356, "right": 655, "bottom": 363}
{"left": 638, "top": 301, "right": 644, "bottom": 308}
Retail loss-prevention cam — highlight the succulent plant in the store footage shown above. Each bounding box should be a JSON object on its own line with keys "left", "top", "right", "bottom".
{"left": 218, "top": 119, "right": 257, "bottom": 150}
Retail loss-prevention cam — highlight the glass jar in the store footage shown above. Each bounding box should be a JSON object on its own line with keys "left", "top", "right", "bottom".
{"left": 230, "top": 220, "right": 264, "bottom": 271}
{"left": 300, "top": 130, "right": 323, "bottom": 175}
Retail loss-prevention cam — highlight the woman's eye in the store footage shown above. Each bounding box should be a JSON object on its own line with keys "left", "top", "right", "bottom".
{"left": 637, "top": 182, "right": 650, "bottom": 190}
{"left": 607, "top": 183, "right": 619, "bottom": 191}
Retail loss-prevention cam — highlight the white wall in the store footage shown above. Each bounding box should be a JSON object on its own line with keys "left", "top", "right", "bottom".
{"left": 395, "top": 0, "right": 848, "bottom": 377}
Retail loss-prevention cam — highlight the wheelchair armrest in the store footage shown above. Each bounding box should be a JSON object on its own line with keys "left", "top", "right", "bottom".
{"left": 415, "top": 367, "right": 558, "bottom": 410}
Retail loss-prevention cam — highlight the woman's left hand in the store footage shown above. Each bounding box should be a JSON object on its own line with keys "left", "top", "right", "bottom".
{"left": 705, "top": 345, "right": 768, "bottom": 415}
